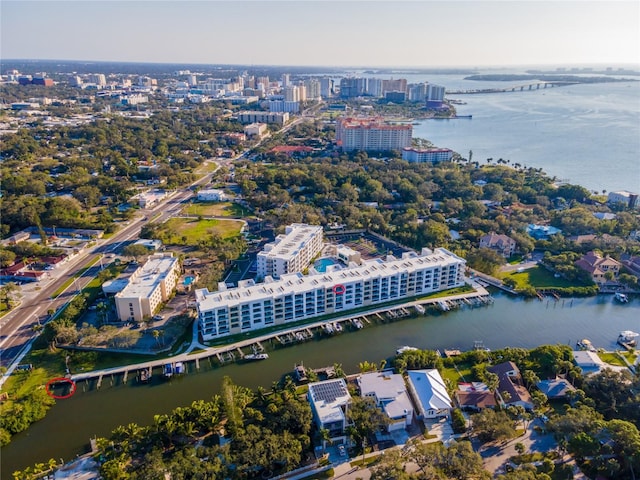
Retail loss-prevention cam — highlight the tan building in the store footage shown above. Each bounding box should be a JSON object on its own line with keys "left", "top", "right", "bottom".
{"left": 479, "top": 232, "right": 517, "bottom": 258}
{"left": 115, "top": 253, "right": 181, "bottom": 322}
{"left": 575, "top": 251, "right": 622, "bottom": 285}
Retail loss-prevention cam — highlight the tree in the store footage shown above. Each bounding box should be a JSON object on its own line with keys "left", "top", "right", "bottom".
{"left": 347, "top": 396, "right": 389, "bottom": 445}
{"left": 0, "top": 282, "right": 21, "bottom": 309}
{"left": 123, "top": 243, "right": 151, "bottom": 262}
{"left": 0, "top": 249, "right": 17, "bottom": 268}
{"left": 471, "top": 409, "right": 517, "bottom": 443}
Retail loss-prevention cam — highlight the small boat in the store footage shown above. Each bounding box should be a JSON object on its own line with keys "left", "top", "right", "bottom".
{"left": 352, "top": 318, "right": 363, "bottom": 329}
{"left": 415, "top": 304, "right": 425, "bottom": 314}
{"left": 334, "top": 322, "right": 343, "bottom": 332}
{"left": 174, "top": 362, "right": 184, "bottom": 374}
{"left": 138, "top": 369, "right": 150, "bottom": 383}
{"left": 614, "top": 292, "right": 629, "bottom": 303}
{"left": 294, "top": 363, "right": 308, "bottom": 383}
{"left": 163, "top": 363, "right": 174, "bottom": 378}
{"left": 244, "top": 353, "right": 269, "bottom": 361}
{"left": 397, "top": 346, "right": 419, "bottom": 355}
{"left": 324, "top": 323, "right": 334, "bottom": 334}
{"left": 618, "top": 331, "right": 639, "bottom": 346}
{"left": 576, "top": 339, "right": 596, "bottom": 352}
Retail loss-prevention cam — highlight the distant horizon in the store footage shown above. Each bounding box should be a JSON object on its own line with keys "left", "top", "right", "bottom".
{"left": 3, "top": 57, "right": 640, "bottom": 72}
{"left": 2, "top": 1, "right": 638, "bottom": 68}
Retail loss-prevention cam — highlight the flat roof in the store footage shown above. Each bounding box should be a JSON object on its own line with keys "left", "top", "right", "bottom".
{"left": 308, "top": 378, "right": 350, "bottom": 425}
{"left": 116, "top": 254, "right": 177, "bottom": 300}
{"left": 259, "top": 224, "right": 322, "bottom": 260}
{"left": 197, "top": 247, "right": 464, "bottom": 310}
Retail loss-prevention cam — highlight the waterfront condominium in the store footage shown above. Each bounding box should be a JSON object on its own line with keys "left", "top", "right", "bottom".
{"left": 402, "top": 147, "right": 453, "bottom": 163}
{"left": 256, "top": 224, "right": 323, "bottom": 279}
{"left": 115, "top": 253, "right": 181, "bottom": 322}
{"left": 335, "top": 117, "right": 412, "bottom": 152}
{"left": 195, "top": 247, "right": 466, "bottom": 341}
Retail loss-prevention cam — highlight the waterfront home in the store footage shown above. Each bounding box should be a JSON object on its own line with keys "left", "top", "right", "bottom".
{"left": 527, "top": 224, "right": 562, "bottom": 240}
{"left": 308, "top": 378, "right": 351, "bottom": 446}
{"left": 357, "top": 371, "right": 413, "bottom": 432}
{"left": 406, "top": 369, "right": 452, "bottom": 420}
{"left": 575, "top": 251, "right": 622, "bottom": 285}
{"left": 478, "top": 232, "right": 517, "bottom": 258}
{"left": 573, "top": 350, "right": 605, "bottom": 375}
{"left": 487, "top": 362, "right": 534, "bottom": 411}
{"left": 455, "top": 382, "right": 497, "bottom": 411}
{"left": 621, "top": 255, "right": 640, "bottom": 277}
{"left": 536, "top": 378, "right": 576, "bottom": 400}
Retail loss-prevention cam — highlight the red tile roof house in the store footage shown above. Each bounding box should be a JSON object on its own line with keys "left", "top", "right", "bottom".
{"left": 487, "top": 361, "right": 534, "bottom": 411}
{"left": 478, "top": 232, "right": 517, "bottom": 258}
{"left": 455, "top": 382, "right": 498, "bottom": 411}
{"left": 575, "top": 251, "right": 622, "bottom": 285}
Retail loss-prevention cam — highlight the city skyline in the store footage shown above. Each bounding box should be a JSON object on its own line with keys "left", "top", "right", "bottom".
{"left": 1, "top": 1, "right": 639, "bottom": 68}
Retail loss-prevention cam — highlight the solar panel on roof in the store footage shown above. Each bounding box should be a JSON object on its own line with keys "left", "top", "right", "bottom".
{"left": 311, "top": 380, "right": 348, "bottom": 403}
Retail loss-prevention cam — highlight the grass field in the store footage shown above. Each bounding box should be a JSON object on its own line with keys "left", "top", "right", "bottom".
{"left": 441, "top": 363, "right": 474, "bottom": 384}
{"left": 598, "top": 352, "right": 627, "bottom": 367}
{"left": 499, "top": 266, "right": 579, "bottom": 289}
{"left": 163, "top": 218, "right": 244, "bottom": 244}
{"left": 182, "top": 202, "right": 247, "bottom": 218}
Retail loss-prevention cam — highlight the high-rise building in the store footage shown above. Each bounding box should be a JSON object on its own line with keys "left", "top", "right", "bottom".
{"left": 426, "top": 84, "right": 446, "bottom": 108}
{"left": 340, "top": 77, "right": 368, "bottom": 98}
{"left": 382, "top": 78, "right": 407, "bottom": 95}
{"left": 281, "top": 73, "right": 291, "bottom": 87}
{"left": 304, "top": 79, "right": 321, "bottom": 100}
{"left": 195, "top": 247, "right": 465, "bottom": 340}
{"left": 336, "top": 117, "right": 412, "bottom": 152}
{"left": 320, "top": 78, "right": 334, "bottom": 98}
{"left": 366, "top": 78, "right": 384, "bottom": 97}
{"left": 257, "top": 224, "right": 323, "bottom": 279}
{"left": 408, "top": 83, "right": 428, "bottom": 102}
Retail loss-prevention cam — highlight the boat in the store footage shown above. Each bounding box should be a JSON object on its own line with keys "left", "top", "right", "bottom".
{"left": 618, "top": 331, "right": 639, "bottom": 346}
{"left": 163, "top": 363, "right": 173, "bottom": 378}
{"left": 473, "top": 340, "right": 491, "bottom": 352}
{"left": 174, "top": 362, "right": 184, "bottom": 374}
{"left": 244, "top": 352, "right": 269, "bottom": 361}
{"left": 576, "top": 339, "right": 596, "bottom": 352}
{"left": 414, "top": 304, "right": 425, "bottom": 314}
{"left": 324, "top": 323, "right": 334, "bottom": 334}
{"left": 334, "top": 322, "right": 343, "bottom": 332}
{"left": 614, "top": 292, "right": 629, "bottom": 303}
{"left": 294, "top": 363, "right": 308, "bottom": 383}
{"left": 438, "top": 301, "right": 450, "bottom": 311}
{"left": 352, "top": 318, "right": 363, "bottom": 329}
{"left": 396, "top": 346, "right": 419, "bottom": 355}
{"left": 138, "top": 368, "right": 150, "bottom": 383}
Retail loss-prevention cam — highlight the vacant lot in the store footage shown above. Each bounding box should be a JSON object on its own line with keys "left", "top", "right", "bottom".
{"left": 182, "top": 202, "right": 246, "bottom": 218}
{"left": 163, "top": 218, "right": 244, "bottom": 245}
{"left": 500, "top": 266, "right": 579, "bottom": 289}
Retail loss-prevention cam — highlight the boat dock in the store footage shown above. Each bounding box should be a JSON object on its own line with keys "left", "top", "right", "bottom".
{"left": 69, "top": 283, "right": 493, "bottom": 387}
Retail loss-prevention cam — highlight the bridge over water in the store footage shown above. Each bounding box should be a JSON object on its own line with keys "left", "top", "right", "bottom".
{"left": 447, "top": 81, "right": 580, "bottom": 95}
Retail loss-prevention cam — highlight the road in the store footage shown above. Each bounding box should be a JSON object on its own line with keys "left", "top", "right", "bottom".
{"left": 0, "top": 166, "right": 215, "bottom": 370}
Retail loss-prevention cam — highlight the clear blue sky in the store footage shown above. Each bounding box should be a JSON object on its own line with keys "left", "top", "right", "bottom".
{"left": 1, "top": 1, "right": 639, "bottom": 67}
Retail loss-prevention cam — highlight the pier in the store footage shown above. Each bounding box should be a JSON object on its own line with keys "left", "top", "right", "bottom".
{"left": 69, "top": 283, "right": 493, "bottom": 386}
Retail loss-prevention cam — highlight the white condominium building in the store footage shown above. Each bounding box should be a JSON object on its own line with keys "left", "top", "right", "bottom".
{"left": 115, "top": 253, "right": 181, "bottom": 322}
{"left": 238, "top": 111, "right": 289, "bottom": 125}
{"left": 257, "top": 224, "right": 323, "bottom": 279}
{"left": 196, "top": 248, "right": 465, "bottom": 340}
{"left": 402, "top": 147, "right": 453, "bottom": 163}
{"left": 336, "top": 117, "right": 412, "bottom": 152}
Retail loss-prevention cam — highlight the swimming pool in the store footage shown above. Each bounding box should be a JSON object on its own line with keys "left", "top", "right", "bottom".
{"left": 183, "top": 276, "right": 195, "bottom": 286}
{"left": 314, "top": 258, "right": 336, "bottom": 273}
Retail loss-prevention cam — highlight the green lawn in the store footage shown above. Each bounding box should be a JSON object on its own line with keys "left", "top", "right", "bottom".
{"left": 441, "top": 363, "right": 474, "bottom": 384}
{"left": 163, "top": 218, "right": 244, "bottom": 244}
{"left": 500, "top": 265, "right": 580, "bottom": 289}
{"left": 182, "top": 202, "right": 247, "bottom": 218}
{"left": 598, "top": 352, "right": 627, "bottom": 367}
{"left": 52, "top": 256, "right": 101, "bottom": 298}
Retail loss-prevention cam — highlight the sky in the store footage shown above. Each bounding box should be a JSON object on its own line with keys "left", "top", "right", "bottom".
{"left": 1, "top": 1, "right": 639, "bottom": 68}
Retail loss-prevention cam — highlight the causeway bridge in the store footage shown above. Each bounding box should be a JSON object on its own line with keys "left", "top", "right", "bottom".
{"left": 447, "top": 81, "right": 580, "bottom": 95}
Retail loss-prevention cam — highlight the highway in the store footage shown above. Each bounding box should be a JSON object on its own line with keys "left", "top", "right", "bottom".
{"left": 0, "top": 165, "right": 215, "bottom": 370}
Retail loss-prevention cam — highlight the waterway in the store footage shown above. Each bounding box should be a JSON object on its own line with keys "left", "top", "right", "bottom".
{"left": 2, "top": 291, "right": 638, "bottom": 476}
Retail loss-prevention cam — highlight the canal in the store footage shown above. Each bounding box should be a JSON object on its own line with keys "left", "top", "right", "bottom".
{"left": 2, "top": 292, "right": 638, "bottom": 476}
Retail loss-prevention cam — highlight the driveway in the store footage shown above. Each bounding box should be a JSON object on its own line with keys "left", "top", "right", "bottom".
{"left": 478, "top": 418, "right": 557, "bottom": 475}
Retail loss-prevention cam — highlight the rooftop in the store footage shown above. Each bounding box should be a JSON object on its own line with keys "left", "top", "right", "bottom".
{"left": 116, "top": 253, "right": 178, "bottom": 300}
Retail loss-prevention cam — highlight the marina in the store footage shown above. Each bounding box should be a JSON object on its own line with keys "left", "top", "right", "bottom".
{"left": 3, "top": 291, "right": 639, "bottom": 477}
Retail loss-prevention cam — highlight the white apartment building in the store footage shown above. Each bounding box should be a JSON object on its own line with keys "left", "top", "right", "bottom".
{"left": 608, "top": 190, "right": 639, "bottom": 209}
{"left": 196, "top": 247, "right": 465, "bottom": 340}
{"left": 197, "top": 189, "right": 228, "bottom": 202}
{"left": 336, "top": 117, "right": 412, "bottom": 152}
{"left": 402, "top": 147, "right": 453, "bottom": 163}
{"left": 257, "top": 224, "right": 323, "bottom": 279}
{"left": 269, "top": 100, "right": 300, "bottom": 113}
{"left": 115, "top": 253, "right": 181, "bottom": 322}
{"left": 238, "top": 111, "right": 289, "bottom": 125}
{"left": 244, "top": 122, "right": 268, "bottom": 138}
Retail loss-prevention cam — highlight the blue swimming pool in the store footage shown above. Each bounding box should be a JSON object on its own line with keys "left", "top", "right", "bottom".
{"left": 184, "top": 276, "right": 195, "bottom": 286}
{"left": 314, "top": 258, "right": 336, "bottom": 273}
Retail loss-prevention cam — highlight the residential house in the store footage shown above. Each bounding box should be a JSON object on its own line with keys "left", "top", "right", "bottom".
{"left": 575, "top": 251, "right": 622, "bottom": 285}
{"left": 358, "top": 371, "right": 413, "bottom": 432}
{"left": 621, "top": 255, "right": 640, "bottom": 277}
{"left": 308, "top": 378, "right": 351, "bottom": 445}
{"left": 406, "top": 369, "right": 452, "bottom": 420}
{"left": 487, "top": 362, "right": 534, "bottom": 410}
{"left": 455, "top": 382, "right": 497, "bottom": 411}
{"left": 527, "top": 224, "right": 562, "bottom": 240}
{"left": 536, "top": 378, "right": 576, "bottom": 400}
{"left": 573, "top": 350, "right": 605, "bottom": 375}
{"left": 479, "top": 232, "right": 517, "bottom": 258}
